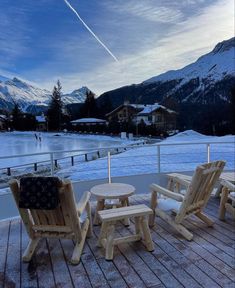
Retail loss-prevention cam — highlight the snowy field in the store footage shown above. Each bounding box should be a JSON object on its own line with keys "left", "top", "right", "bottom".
{"left": 56, "top": 130, "right": 234, "bottom": 182}
{"left": 0, "top": 130, "right": 234, "bottom": 185}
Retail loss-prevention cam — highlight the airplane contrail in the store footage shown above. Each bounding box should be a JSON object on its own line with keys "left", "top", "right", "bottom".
{"left": 63, "top": 0, "right": 119, "bottom": 62}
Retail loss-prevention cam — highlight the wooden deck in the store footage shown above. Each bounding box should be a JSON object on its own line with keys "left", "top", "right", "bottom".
{"left": 0, "top": 195, "right": 234, "bottom": 288}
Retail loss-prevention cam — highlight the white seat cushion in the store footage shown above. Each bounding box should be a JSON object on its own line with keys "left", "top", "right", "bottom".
{"left": 157, "top": 198, "right": 181, "bottom": 212}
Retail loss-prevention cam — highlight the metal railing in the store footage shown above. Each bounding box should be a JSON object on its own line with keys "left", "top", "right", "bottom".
{"left": 0, "top": 140, "right": 233, "bottom": 187}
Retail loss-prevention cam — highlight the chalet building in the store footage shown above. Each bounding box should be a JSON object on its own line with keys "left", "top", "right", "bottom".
{"left": 106, "top": 103, "right": 177, "bottom": 131}
{"left": 106, "top": 103, "right": 145, "bottom": 122}
{"left": 135, "top": 104, "right": 177, "bottom": 130}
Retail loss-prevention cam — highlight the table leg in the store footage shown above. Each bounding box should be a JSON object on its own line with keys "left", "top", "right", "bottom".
{"left": 94, "top": 199, "right": 105, "bottom": 225}
{"left": 121, "top": 198, "right": 130, "bottom": 226}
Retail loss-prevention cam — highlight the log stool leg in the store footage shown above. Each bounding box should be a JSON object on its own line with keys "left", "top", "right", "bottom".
{"left": 134, "top": 216, "right": 142, "bottom": 238}
{"left": 98, "top": 222, "right": 108, "bottom": 247}
{"left": 105, "top": 223, "right": 115, "bottom": 260}
{"left": 140, "top": 216, "right": 154, "bottom": 251}
{"left": 94, "top": 199, "right": 105, "bottom": 225}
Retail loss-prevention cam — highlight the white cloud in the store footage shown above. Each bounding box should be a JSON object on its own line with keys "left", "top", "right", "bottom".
{"left": 6, "top": 0, "right": 233, "bottom": 95}
{"left": 106, "top": 0, "right": 184, "bottom": 23}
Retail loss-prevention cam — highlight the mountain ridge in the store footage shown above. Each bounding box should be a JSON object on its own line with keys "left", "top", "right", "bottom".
{"left": 97, "top": 37, "right": 235, "bottom": 107}
{"left": 0, "top": 77, "right": 89, "bottom": 113}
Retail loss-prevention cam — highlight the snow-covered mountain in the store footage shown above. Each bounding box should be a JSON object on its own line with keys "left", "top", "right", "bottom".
{"left": 98, "top": 37, "right": 235, "bottom": 106}
{"left": 0, "top": 77, "right": 88, "bottom": 113}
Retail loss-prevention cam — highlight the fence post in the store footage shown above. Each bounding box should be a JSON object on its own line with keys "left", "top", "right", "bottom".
{"left": 207, "top": 143, "right": 210, "bottom": 163}
{"left": 157, "top": 145, "right": 161, "bottom": 173}
{"left": 108, "top": 151, "right": 111, "bottom": 184}
{"left": 50, "top": 153, "right": 54, "bottom": 176}
{"left": 7, "top": 168, "right": 11, "bottom": 176}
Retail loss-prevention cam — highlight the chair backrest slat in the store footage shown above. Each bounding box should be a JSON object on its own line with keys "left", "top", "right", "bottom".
{"left": 9, "top": 178, "right": 82, "bottom": 241}
{"left": 176, "top": 160, "right": 225, "bottom": 223}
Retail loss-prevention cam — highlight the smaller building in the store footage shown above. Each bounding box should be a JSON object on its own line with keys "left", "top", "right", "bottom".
{"left": 0, "top": 115, "right": 7, "bottom": 131}
{"left": 36, "top": 114, "right": 47, "bottom": 131}
{"left": 71, "top": 118, "right": 107, "bottom": 127}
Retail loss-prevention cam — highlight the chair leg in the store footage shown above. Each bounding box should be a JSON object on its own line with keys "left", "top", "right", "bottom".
{"left": 149, "top": 191, "right": 157, "bottom": 227}
{"left": 71, "top": 220, "right": 89, "bottom": 265}
{"left": 22, "top": 238, "right": 40, "bottom": 262}
{"left": 86, "top": 202, "right": 93, "bottom": 237}
{"left": 156, "top": 209, "right": 193, "bottom": 241}
{"left": 219, "top": 187, "right": 229, "bottom": 220}
{"left": 195, "top": 211, "right": 214, "bottom": 227}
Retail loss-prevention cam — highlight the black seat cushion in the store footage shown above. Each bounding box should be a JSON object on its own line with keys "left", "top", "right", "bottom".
{"left": 19, "top": 177, "right": 61, "bottom": 210}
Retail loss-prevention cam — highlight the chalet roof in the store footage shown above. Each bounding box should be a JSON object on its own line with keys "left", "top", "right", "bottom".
{"left": 106, "top": 103, "right": 145, "bottom": 117}
{"left": 137, "top": 104, "right": 176, "bottom": 115}
{"left": 71, "top": 118, "right": 106, "bottom": 124}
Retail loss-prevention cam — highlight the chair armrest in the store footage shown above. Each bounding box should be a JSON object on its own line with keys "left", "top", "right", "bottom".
{"left": 221, "top": 180, "right": 235, "bottom": 191}
{"left": 77, "top": 191, "right": 91, "bottom": 216}
{"left": 150, "top": 184, "right": 184, "bottom": 202}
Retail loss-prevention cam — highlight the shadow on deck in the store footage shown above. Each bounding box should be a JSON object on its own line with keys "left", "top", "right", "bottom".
{"left": 0, "top": 195, "right": 234, "bottom": 288}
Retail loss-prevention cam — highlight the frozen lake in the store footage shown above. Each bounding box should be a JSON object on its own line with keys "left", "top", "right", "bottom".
{"left": 0, "top": 132, "right": 125, "bottom": 169}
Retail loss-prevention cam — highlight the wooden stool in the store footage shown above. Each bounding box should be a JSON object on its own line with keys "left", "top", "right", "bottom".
{"left": 97, "top": 204, "right": 154, "bottom": 260}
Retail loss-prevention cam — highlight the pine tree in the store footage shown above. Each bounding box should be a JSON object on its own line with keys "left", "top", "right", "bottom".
{"left": 80, "top": 90, "right": 98, "bottom": 118}
{"left": 47, "top": 80, "right": 63, "bottom": 131}
{"left": 11, "top": 103, "right": 23, "bottom": 130}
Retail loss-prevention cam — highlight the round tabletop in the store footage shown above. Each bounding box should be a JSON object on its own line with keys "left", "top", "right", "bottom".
{"left": 90, "top": 183, "right": 135, "bottom": 199}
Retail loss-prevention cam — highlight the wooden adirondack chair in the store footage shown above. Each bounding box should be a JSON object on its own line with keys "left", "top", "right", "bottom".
{"left": 149, "top": 160, "right": 225, "bottom": 240}
{"left": 9, "top": 178, "right": 93, "bottom": 265}
{"left": 219, "top": 180, "right": 235, "bottom": 220}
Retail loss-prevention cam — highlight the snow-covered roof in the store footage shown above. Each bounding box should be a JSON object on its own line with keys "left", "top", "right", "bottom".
{"left": 36, "top": 115, "right": 46, "bottom": 123}
{"left": 137, "top": 104, "right": 176, "bottom": 115}
{"left": 71, "top": 118, "right": 106, "bottom": 124}
{"left": 106, "top": 103, "right": 145, "bottom": 116}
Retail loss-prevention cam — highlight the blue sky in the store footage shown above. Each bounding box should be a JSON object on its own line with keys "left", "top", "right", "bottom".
{"left": 0, "top": 0, "right": 234, "bottom": 94}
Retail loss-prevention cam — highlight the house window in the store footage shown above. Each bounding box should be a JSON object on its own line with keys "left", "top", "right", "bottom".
{"left": 148, "top": 115, "right": 152, "bottom": 122}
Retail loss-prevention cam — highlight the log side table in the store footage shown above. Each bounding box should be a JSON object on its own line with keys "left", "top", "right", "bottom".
{"left": 90, "top": 183, "right": 135, "bottom": 225}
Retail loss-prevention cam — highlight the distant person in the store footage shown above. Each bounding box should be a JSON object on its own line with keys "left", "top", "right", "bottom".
{"left": 38, "top": 133, "right": 42, "bottom": 142}
{"left": 34, "top": 133, "right": 38, "bottom": 141}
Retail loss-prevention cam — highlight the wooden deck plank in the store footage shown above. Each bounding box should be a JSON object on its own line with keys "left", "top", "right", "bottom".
{"left": 47, "top": 238, "right": 74, "bottom": 288}
{"left": 134, "top": 195, "right": 234, "bottom": 287}
{"left": 20, "top": 222, "right": 38, "bottom": 288}
{"left": 35, "top": 239, "right": 56, "bottom": 288}
{"left": 112, "top": 224, "right": 162, "bottom": 288}
{"left": 0, "top": 221, "right": 10, "bottom": 288}
{"left": 60, "top": 239, "right": 92, "bottom": 288}
{"left": 4, "top": 220, "right": 21, "bottom": 288}
{"left": 0, "top": 196, "right": 234, "bottom": 288}
{"left": 91, "top": 226, "right": 147, "bottom": 288}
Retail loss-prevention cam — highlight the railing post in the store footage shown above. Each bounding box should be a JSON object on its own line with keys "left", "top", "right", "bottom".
{"left": 50, "top": 153, "right": 54, "bottom": 176}
{"left": 108, "top": 151, "right": 111, "bottom": 183}
{"left": 157, "top": 145, "right": 161, "bottom": 173}
{"left": 207, "top": 143, "right": 210, "bottom": 163}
